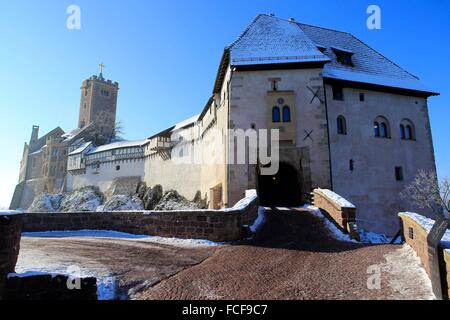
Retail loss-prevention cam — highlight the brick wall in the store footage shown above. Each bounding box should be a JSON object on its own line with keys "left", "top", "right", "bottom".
{"left": 22, "top": 191, "right": 259, "bottom": 242}
{"left": 312, "top": 189, "right": 357, "bottom": 236}
{"left": 0, "top": 213, "right": 23, "bottom": 299}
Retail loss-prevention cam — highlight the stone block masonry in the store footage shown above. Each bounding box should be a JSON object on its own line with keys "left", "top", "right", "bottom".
{"left": 22, "top": 190, "right": 259, "bottom": 242}
{"left": 0, "top": 213, "right": 23, "bottom": 299}
{"left": 312, "top": 188, "right": 359, "bottom": 239}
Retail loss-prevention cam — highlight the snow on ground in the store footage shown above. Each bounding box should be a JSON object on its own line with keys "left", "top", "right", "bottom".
{"left": 359, "top": 229, "right": 402, "bottom": 245}
{"left": 303, "top": 205, "right": 358, "bottom": 243}
{"left": 380, "top": 245, "right": 435, "bottom": 300}
{"left": 22, "top": 230, "right": 221, "bottom": 248}
{"left": 249, "top": 207, "right": 266, "bottom": 233}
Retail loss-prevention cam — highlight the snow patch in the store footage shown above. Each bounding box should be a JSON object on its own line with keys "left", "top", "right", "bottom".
{"left": 0, "top": 211, "right": 23, "bottom": 216}
{"left": 22, "top": 230, "right": 221, "bottom": 248}
{"left": 250, "top": 207, "right": 266, "bottom": 233}
{"left": 232, "top": 190, "right": 257, "bottom": 210}
{"left": 303, "top": 205, "right": 358, "bottom": 243}
{"left": 381, "top": 245, "right": 435, "bottom": 300}
{"left": 359, "top": 229, "right": 401, "bottom": 244}
{"left": 315, "top": 188, "right": 356, "bottom": 208}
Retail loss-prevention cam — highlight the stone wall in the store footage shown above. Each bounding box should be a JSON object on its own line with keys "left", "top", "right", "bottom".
{"left": 398, "top": 213, "right": 432, "bottom": 275}
{"left": 399, "top": 212, "right": 450, "bottom": 299}
{"left": 0, "top": 213, "right": 23, "bottom": 299}
{"left": 5, "top": 274, "right": 97, "bottom": 300}
{"left": 22, "top": 191, "right": 259, "bottom": 242}
{"left": 312, "top": 189, "right": 357, "bottom": 236}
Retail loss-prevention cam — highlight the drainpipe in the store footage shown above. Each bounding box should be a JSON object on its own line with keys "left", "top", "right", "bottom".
{"left": 226, "top": 66, "right": 235, "bottom": 207}
{"left": 322, "top": 82, "right": 334, "bottom": 190}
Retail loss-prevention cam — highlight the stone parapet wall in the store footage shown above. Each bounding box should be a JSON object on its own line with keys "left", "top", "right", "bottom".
{"left": 399, "top": 212, "right": 450, "bottom": 299}
{"left": 22, "top": 190, "right": 259, "bottom": 242}
{"left": 312, "top": 189, "right": 357, "bottom": 234}
{"left": 398, "top": 213, "right": 432, "bottom": 275}
{"left": 0, "top": 213, "right": 23, "bottom": 299}
{"left": 445, "top": 250, "right": 450, "bottom": 299}
{"left": 5, "top": 274, "right": 97, "bottom": 300}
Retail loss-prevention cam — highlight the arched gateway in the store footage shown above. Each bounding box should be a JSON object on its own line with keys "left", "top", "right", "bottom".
{"left": 258, "top": 162, "right": 303, "bottom": 207}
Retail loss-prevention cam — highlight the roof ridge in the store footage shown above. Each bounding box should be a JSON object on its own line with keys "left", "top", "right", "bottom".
{"left": 227, "top": 14, "right": 265, "bottom": 50}
{"left": 297, "top": 21, "right": 352, "bottom": 35}
{"left": 348, "top": 34, "right": 419, "bottom": 80}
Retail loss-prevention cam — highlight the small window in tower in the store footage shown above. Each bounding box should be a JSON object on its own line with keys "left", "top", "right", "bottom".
{"left": 349, "top": 159, "right": 354, "bottom": 171}
{"left": 360, "top": 93, "right": 365, "bottom": 102}
{"left": 116, "top": 165, "right": 121, "bottom": 171}
{"left": 395, "top": 167, "right": 404, "bottom": 181}
{"left": 332, "top": 86, "right": 344, "bottom": 101}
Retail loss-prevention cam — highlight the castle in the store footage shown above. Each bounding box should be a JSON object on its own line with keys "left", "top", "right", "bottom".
{"left": 11, "top": 14, "right": 439, "bottom": 235}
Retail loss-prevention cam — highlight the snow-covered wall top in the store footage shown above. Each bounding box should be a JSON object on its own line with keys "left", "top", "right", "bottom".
{"left": 399, "top": 212, "right": 450, "bottom": 252}
{"left": 315, "top": 188, "right": 356, "bottom": 209}
{"left": 0, "top": 211, "right": 23, "bottom": 216}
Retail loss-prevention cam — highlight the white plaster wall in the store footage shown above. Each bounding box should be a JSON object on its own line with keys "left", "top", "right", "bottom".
{"left": 68, "top": 159, "right": 145, "bottom": 193}
{"left": 326, "top": 85, "right": 437, "bottom": 235}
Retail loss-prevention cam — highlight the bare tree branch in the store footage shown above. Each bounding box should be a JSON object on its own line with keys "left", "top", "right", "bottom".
{"left": 401, "top": 170, "right": 449, "bottom": 218}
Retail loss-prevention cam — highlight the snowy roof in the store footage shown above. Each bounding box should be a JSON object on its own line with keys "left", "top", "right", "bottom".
{"left": 173, "top": 114, "right": 200, "bottom": 131}
{"left": 87, "top": 139, "right": 149, "bottom": 154}
{"left": 228, "top": 14, "right": 330, "bottom": 66}
{"left": 62, "top": 123, "right": 94, "bottom": 142}
{"left": 297, "top": 22, "right": 437, "bottom": 95}
{"left": 69, "top": 141, "right": 93, "bottom": 156}
{"left": 214, "top": 14, "right": 437, "bottom": 95}
{"left": 28, "top": 149, "right": 42, "bottom": 156}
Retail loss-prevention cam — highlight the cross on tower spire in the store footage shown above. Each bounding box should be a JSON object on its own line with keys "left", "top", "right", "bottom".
{"left": 98, "top": 62, "right": 105, "bottom": 80}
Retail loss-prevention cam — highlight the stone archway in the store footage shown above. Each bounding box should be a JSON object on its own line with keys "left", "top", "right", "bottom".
{"left": 258, "top": 162, "right": 303, "bottom": 207}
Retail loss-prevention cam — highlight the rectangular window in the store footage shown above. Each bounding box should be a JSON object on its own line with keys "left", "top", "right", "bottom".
{"left": 360, "top": 93, "right": 365, "bottom": 102}
{"left": 395, "top": 167, "right": 404, "bottom": 181}
{"left": 332, "top": 86, "right": 344, "bottom": 101}
{"left": 116, "top": 165, "right": 121, "bottom": 171}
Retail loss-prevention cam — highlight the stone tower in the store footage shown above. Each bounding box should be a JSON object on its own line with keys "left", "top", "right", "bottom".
{"left": 78, "top": 66, "right": 119, "bottom": 139}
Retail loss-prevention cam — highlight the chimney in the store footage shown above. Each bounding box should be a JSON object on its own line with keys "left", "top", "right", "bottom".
{"left": 30, "top": 125, "right": 39, "bottom": 143}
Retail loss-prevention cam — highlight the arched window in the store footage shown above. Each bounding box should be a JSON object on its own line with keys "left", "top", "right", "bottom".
{"left": 400, "top": 125, "right": 406, "bottom": 139}
{"left": 374, "top": 116, "right": 390, "bottom": 138}
{"left": 400, "top": 119, "right": 415, "bottom": 140}
{"left": 374, "top": 122, "right": 380, "bottom": 137}
{"left": 272, "top": 107, "right": 281, "bottom": 123}
{"left": 282, "top": 106, "right": 291, "bottom": 122}
{"left": 337, "top": 116, "right": 347, "bottom": 135}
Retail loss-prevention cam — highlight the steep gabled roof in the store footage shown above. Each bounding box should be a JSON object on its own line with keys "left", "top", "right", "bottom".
{"left": 228, "top": 14, "right": 330, "bottom": 66}
{"left": 213, "top": 14, "right": 438, "bottom": 96}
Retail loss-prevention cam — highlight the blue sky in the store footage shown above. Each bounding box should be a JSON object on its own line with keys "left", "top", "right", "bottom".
{"left": 0, "top": 0, "right": 448, "bottom": 208}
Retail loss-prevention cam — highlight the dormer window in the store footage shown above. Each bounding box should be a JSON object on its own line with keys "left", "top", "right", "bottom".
{"left": 332, "top": 47, "right": 354, "bottom": 66}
